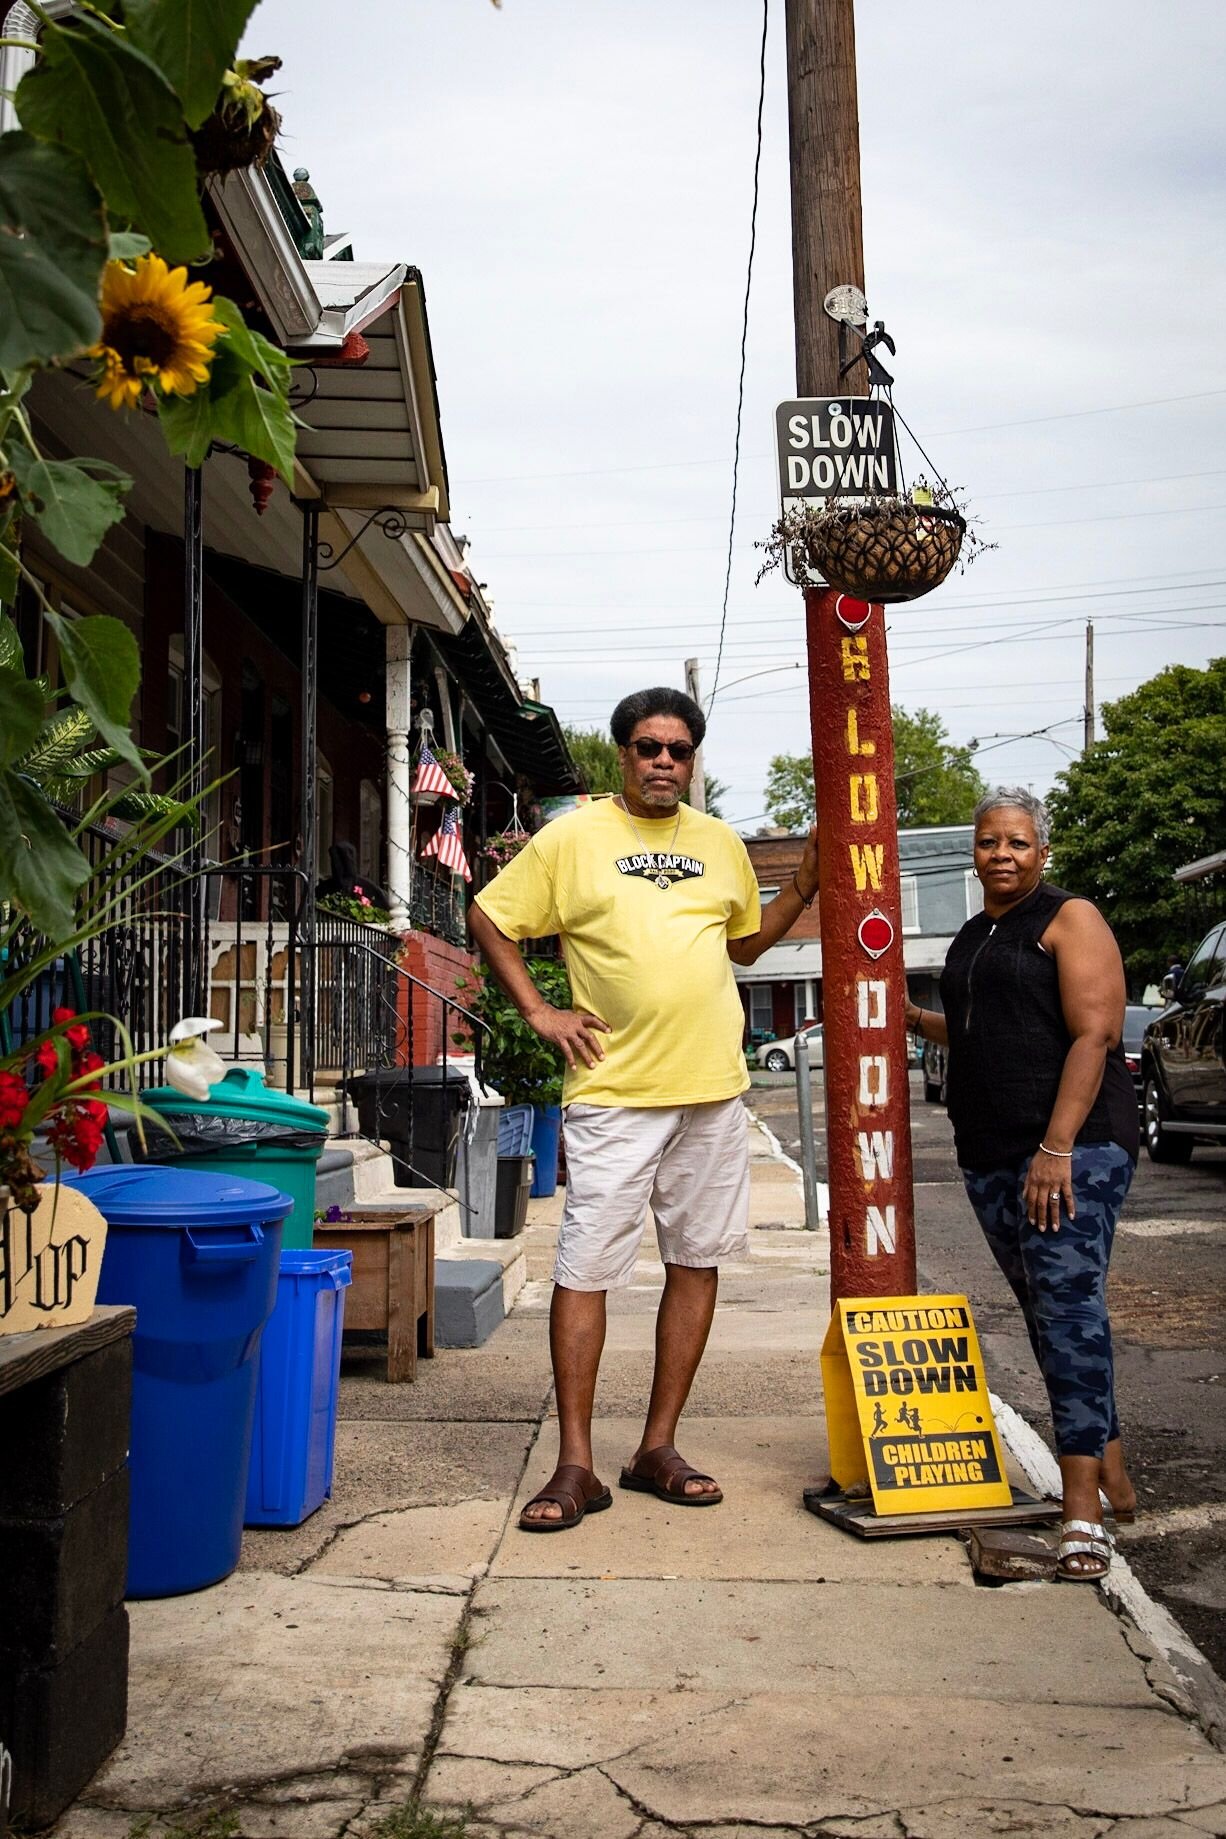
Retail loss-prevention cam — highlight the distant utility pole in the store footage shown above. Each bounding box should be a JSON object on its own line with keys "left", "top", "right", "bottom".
{"left": 785, "top": 0, "right": 917, "bottom": 1303}
{"left": 685, "top": 657, "right": 707, "bottom": 812}
{"left": 1083, "top": 621, "right": 1095, "bottom": 753}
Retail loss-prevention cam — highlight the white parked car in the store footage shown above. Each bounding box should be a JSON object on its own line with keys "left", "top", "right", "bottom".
{"left": 754, "top": 1022, "right": 824, "bottom": 1073}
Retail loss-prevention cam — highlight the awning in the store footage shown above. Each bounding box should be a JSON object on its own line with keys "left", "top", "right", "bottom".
{"left": 434, "top": 621, "right": 582, "bottom": 796}
{"left": 1174, "top": 849, "right": 1226, "bottom": 884}
{"left": 733, "top": 936, "right": 956, "bottom": 983}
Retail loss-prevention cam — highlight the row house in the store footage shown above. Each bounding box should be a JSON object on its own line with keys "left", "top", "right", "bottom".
{"left": 735, "top": 825, "right": 981, "bottom": 1044}
{"left": 10, "top": 140, "right": 580, "bottom": 1092}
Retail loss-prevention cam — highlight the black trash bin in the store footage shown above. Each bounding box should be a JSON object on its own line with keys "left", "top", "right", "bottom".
{"left": 495, "top": 1154, "right": 534, "bottom": 1238}
{"left": 347, "top": 1066, "right": 469, "bottom": 1189}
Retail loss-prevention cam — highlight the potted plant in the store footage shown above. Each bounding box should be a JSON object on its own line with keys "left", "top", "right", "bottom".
{"left": 759, "top": 479, "right": 993, "bottom": 605}
{"left": 456, "top": 957, "right": 571, "bottom": 1197}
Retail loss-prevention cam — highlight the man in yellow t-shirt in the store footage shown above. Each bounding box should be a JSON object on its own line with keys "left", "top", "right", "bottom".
{"left": 470, "top": 686, "right": 819, "bottom": 1532}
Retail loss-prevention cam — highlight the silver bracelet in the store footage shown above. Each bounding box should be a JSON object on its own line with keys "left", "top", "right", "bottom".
{"left": 1038, "top": 1141, "right": 1073, "bottom": 1158}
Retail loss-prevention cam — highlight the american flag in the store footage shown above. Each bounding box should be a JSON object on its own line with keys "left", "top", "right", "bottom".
{"left": 421, "top": 803, "right": 472, "bottom": 882}
{"left": 412, "top": 738, "right": 455, "bottom": 799}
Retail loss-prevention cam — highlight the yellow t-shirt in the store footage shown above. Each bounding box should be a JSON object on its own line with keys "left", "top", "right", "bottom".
{"left": 474, "top": 801, "right": 761, "bottom": 1108}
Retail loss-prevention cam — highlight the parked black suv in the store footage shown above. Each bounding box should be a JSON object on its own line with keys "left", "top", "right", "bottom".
{"left": 1141, "top": 916, "right": 1226, "bottom": 1162}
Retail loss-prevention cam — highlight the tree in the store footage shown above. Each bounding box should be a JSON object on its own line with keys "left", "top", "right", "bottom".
{"left": 1046, "top": 659, "right": 1226, "bottom": 983}
{"left": 563, "top": 726, "right": 621, "bottom": 794}
{"left": 763, "top": 707, "right": 986, "bottom": 831}
{"left": 562, "top": 725, "right": 726, "bottom": 816}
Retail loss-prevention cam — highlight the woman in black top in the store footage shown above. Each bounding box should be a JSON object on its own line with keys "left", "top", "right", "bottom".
{"left": 906, "top": 789, "right": 1138, "bottom": 1581}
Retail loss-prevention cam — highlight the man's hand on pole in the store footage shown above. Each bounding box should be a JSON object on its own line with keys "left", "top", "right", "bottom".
{"left": 526, "top": 1003, "right": 611, "bottom": 1070}
{"left": 796, "top": 825, "right": 820, "bottom": 903}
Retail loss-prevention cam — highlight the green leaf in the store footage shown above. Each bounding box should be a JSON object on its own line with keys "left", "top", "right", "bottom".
{"left": 0, "top": 613, "right": 22, "bottom": 674}
{"left": 159, "top": 297, "right": 298, "bottom": 480}
{"left": 212, "top": 296, "right": 293, "bottom": 391}
{"left": 107, "top": 229, "right": 152, "bottom": 262}
{"left": 7, "top": 446, "right": 130, "bottom": 567}
{"left": 0, "top": 766, "right": 90, "bottom": 940}
{"left": 0, "top": 130, "right": 106, "bottom": 369}
{"left": 44, "top": 609, "right": 146, "bottom": 784}
{"left": 15, "top": 18, "right": 209, "bottom": 264}
{"left": 0, "top": 668, "right": 44, "bottom": 768}
{"left": 123, "top": 0, "right": 261, "bottom": 129}
{"left": 0, "top": 523, "right": 20, "bottom": 607}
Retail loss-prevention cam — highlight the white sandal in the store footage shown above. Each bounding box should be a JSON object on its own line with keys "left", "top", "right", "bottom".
{"left": 1057, "top": 1518, "right": 1113, "bottom": 1582}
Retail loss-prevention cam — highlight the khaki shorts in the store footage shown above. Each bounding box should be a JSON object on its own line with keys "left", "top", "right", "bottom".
{"left": 555, "top": 1096, "right": 751, "bottom": 1292}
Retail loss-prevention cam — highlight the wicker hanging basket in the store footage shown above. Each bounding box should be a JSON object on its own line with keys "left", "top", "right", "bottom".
{"left": 807, "top": 501, "right": 965, "bottom": 604}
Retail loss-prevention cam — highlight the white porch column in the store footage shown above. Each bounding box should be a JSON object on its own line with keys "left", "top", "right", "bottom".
{"left": 386, "top": 624, "right": 413, "bottom": 931}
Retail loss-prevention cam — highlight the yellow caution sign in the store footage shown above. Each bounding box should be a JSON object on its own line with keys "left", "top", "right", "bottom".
{"left": 822, "top": 1294, "right": 1012, "bottom": 1516}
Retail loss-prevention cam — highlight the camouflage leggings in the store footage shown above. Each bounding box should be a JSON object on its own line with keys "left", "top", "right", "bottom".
{"left": 962, "top": 1143, "right": 1135, "bottom": 1458}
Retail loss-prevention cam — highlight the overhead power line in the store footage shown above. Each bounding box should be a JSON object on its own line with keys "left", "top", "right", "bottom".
{"left": 458, "top": 388, "right": 1226, "bottom": 488}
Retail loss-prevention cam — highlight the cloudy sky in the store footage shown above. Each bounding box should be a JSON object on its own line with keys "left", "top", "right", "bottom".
{"left": 244, "top": 1, "right": 1226, "bottom": 828}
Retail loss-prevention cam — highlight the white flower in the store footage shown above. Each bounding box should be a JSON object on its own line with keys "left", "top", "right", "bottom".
{"left": 165, "top": 1017, "right": 227, "bottom": 1100}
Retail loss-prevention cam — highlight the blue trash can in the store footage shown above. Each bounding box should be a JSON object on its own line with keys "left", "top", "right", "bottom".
{"left": 62, "top": 1165, "right": 291, "bottom": 1599}
{"left": 245, "top": 1249, "right": 352, "bottom": 1528}
{"left": 530, "top": 1104, "right": 562, "bottom": 1198}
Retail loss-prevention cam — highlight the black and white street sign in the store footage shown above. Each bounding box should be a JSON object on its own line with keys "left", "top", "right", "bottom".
{"left": 775, "top": 397, "right": 898, "bottom": 512}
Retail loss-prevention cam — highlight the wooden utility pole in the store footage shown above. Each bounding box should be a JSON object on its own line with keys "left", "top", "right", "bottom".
{"left": 1083, "top": 622, "right": 1095, "bottom": 753}
{"left": 684, "top": 658, "right": 707, "bottom": 811}
{"left": 785, "top": 0, "right": 865, "bottom": 399}
{"left": 785, "top": 0, "right": 917, "bottom": 1303}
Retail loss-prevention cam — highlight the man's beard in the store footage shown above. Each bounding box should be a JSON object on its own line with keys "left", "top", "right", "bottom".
{"left": 640, "top": 782, "right": 680, "bottom": 810}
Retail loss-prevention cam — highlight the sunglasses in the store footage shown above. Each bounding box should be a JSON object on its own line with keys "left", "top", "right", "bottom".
{"left": 629, "top": 738, "right": 696, "bottom": 763}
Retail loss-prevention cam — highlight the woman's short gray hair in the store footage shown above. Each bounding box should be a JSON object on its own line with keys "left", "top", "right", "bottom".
{"left": 972, "top": 786, "right": 1051, "bottom": 847}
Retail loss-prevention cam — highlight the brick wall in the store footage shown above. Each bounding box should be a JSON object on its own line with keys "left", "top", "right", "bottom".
{"left": 745, "top": 836, "right": 820, "bottom": 939}
{"left": 397, "top": 930, "right": 477, "bottom": 1066}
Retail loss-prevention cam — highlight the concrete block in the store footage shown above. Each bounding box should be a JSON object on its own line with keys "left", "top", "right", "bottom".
{"left": 0, "top": 1466, "right": 128, "bottom": 1663}
{"left": 0, "top": 1338, "right": 131, "bottom": 1518}
{"left": 434, "top": 1258, "right": 504, "bottom": 1348}
{"left": 0, "top": 1603, "right": 129, "bottom": 1831}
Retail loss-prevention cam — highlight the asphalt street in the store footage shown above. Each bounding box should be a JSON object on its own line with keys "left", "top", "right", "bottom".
{"left": 748, "top": 1066, "right": 1226, "bottom": 1681}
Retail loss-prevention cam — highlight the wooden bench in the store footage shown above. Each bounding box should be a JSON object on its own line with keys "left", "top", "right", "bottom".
{"left": 312, "top": 1209, "right": 435, "bottom": 1382}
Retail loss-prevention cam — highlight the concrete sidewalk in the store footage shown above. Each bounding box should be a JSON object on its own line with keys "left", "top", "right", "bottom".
{"left": 56, "top": 1111, "right": 1226, "bottom": 1839}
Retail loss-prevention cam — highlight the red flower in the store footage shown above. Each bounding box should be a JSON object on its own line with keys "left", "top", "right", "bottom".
{"left": 46, "top": 1102, "right": 106, "bottom": 1173}
{"left": 35, "top": 1039, "right": 60, "bottom": 1077}
{"left": 75, "top": 1051, "right": 105, "bottom": 1090}
{"left": 53, "top": 1006, "right": 91, "bottom": 1051}
{"left": 0, "top": 1070, "right": 30, "bottom": 1132}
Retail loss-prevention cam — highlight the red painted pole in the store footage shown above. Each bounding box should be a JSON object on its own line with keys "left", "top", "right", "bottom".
{"left": 806, "top": 585, "right": 917, "bottom": 1302}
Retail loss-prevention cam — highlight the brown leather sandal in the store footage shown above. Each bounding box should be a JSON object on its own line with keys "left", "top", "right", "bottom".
{"left": 619, "top": 1444, "right": 723, "bottom": 1507}
{"left": 518, "top": 1464, "right": 613, "bottom": 1534}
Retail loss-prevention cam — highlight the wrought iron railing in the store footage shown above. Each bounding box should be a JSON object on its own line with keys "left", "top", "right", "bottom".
{"left": 2, "top": 831, "right": 451, "bottom": 1105}
{"left": 409, "top": 859, "right": 467, "bottom": 949}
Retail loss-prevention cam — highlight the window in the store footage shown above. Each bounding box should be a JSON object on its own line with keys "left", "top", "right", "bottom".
{"left": 965, "top": 869, "right": 985, "bottom": 918}
{"left": 359, "top": 780, "right": 382, "bottom": 885}
{"left": 167, "top": 639, "right": 222, "bottom": 846}
{"left": 900, "top": 873, "right": 920, "bottom": 933}
{"left": 793, "top": 982, "right": 811, "bottom": 1030}
{"left": 748, "top": 986, "right": 774, "bottom": 1034}
{"left": 1182, "top": 925, "right": 1226, "bottom": 997}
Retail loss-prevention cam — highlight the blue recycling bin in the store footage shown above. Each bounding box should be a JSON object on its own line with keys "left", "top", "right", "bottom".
{"left": 62, "top": 1165, "right": 291, "bottom": 1599}
{"left": 530, "top": 1104, "right": 562, "bottom": 1198}
{"left": 245, "top": 1250, "right": 352, "bottom": 1528}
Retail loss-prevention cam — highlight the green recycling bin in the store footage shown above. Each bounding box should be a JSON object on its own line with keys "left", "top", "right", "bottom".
{"left": 131, "top": 1066, "right": 329, "bottom": 1248}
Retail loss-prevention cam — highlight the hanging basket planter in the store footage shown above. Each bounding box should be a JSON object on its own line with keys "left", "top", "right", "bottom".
{"left": 808, "top": 500, "right": 966, "bottom": 605}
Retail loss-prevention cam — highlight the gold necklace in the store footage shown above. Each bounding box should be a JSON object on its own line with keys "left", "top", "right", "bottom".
{"left": 616, "top": 795, "right": 682, "bottom": 890}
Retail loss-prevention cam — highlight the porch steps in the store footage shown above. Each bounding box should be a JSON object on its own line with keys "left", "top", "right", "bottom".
{"left": 314, "top": 1131, "right": 525, "bottom": 1349}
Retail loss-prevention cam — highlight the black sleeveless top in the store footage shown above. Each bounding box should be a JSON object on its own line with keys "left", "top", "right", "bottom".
{"left": 939, "top": 881, "right": 1139, "bottom": 1171}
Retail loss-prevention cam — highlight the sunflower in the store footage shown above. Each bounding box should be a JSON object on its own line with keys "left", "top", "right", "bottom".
{"left": 91, "top": 254, "right": 226, "bottom": 411}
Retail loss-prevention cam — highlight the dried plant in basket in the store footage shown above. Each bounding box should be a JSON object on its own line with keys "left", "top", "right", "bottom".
{"left": 758, "top": 481, "right": 994, "bottom": 605}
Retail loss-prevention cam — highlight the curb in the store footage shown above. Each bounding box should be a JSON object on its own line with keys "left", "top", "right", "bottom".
{"left": 991, "top": 1391, "right": 1226, "bottom": 1750}
{"left": 747, "top": 1111, "right": 830, "bottom": 1224}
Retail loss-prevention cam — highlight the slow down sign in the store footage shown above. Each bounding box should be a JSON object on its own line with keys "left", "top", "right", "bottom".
{"left": 775, "top": 397, "right": 898, "bottom": 513}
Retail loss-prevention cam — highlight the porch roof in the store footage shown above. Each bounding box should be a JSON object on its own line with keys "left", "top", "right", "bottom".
{"left": 437, "top": 620, "right": 583, "bottom": 796}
